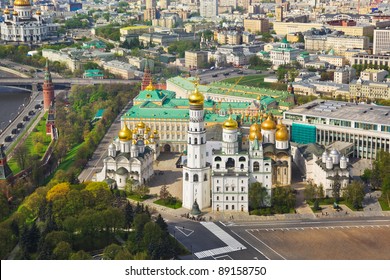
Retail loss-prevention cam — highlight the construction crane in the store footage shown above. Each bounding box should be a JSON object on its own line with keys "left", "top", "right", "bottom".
{"left": 225, "top": 76, "right": 244, "bottom": 95}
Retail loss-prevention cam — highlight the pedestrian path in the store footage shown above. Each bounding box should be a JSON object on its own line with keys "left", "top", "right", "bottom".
{"left": 194, "top": 222, "right": 246, "bottom": 259}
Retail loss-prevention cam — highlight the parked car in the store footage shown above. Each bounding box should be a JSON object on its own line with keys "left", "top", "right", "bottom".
{"left": 23, "top": 116, "right": 30, "bottom": 122}
{"left": 11, "top": 129, "right": 18, "bottom": 134}
{"left": 17, "top": 123, "right": 23, "bottom": 129}
{"left": 4, "top": 135, "right": 12, "bottom": 142}
{"left": 212, "top": 74, "right": 218, "bottom": 77}
{"left": 35, "top": 104, "right": 41, "bottom": 109}
{"left": 28, "top": 110, "right": 35, "bottom": 116}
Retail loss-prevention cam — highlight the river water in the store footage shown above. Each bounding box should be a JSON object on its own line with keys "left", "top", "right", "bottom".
{"left": 0, "top": 86, "right": 31, "bottom": 130}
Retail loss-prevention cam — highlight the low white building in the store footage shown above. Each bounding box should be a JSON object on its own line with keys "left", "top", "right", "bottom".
{"left": 270, "top": 38, "right": 301, "bottom": 69}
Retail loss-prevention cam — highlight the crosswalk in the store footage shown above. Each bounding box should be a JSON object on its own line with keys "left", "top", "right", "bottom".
{"left": 194, "top": 222, "right": 246, "bottom": 259}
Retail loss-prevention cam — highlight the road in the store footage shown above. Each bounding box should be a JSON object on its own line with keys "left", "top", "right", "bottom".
{"left": 0, "top": 77, "right": 140, "bottom": 86}
{"left": 193, "top": 67, "right": 274, "bottom": 84}
{"left": 78, "top": 100, "right": 133, "bottom": 182}
{"left": 0, "top": 90, "right": 43, "bottom": 150}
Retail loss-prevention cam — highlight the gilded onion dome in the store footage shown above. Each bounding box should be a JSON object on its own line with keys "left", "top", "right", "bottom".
{"left": 14, "top": 0, "right": 31, "bottom": 6}
{"left": 4, "top": 8, "right": 10, "bottom": 14}
{"left": 137, "top": 121, "right": 146, "bottom": 129}
{"left": 188, "top": 86, "right": 204, "bottom": 105}
{"left": 249, "top": 123, "right": 260, "bottom": 133}
{"left": 36, "top": 10, "right": 41, "bottom": 15}
{"left": 223, "top": 115, "right": 238, "bottom": 130}
{"left": 153, "top": 129, "right": 158, "bottom": 134}
{"left": 276, "top": 119, "right": 284, "bottom": 130}
{"left": 118, "top": 123, "right": 132, "bottom": 141}
{"left": 150, "top": 133, "right": 155, "bottom": 139}
{"left": 261, "top": 115, "right": 277, "bottom": 130}
{"left": 275, "top": 126, "right": 289, "bottom": 141}
{"left": 145, "top": 81, "right": 156, "bottom": 91}
{"left": 249, "top": 130, "right": 262, "bottom": 141}
{"left": 13, "top": 10, "right": 18, "bottom": 16}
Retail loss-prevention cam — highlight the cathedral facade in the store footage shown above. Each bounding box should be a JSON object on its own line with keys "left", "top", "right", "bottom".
{"left": 96, "top": 122, "right": 160, "bottom": 189}
{"left": 1, "top": 1, "right": 58, "bottom": 43}
{"left": 182, "top": 86, "right": 292, "bottom": 213}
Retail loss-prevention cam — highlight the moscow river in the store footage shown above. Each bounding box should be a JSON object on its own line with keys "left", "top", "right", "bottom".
{"left": 0, "top": 86, "right": 31, "bottom": 131}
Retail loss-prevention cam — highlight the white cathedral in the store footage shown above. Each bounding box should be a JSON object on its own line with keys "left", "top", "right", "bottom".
{"left": 95, "top": 121, "right": 160, "bottom": 189}
{"left": 1, "top": 0, "right": 58, "bottom": 43}
{"left": 182, "top": 85, "right": 292, "bottom": 213}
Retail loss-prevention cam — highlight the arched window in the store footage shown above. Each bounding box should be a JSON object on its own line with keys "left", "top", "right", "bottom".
{"left": 201, "top": 137, "right": 204, "bottom": 144}
{"left": 240, "top": 164, "right": 244, "bottom": 169}
{"left": 241, "top": 196, "right": 244, "bottom": 201}
{"left": 216, "top": 196, "right": 219, "bottom": 201}
{"left": 226, "top": 196, "right": 228, "bottom": 201}
{"left": 189, "top": 137, "right": 191, "bottom": 144}
{"left": 193, "top": 174, "right": 199, "bottom": 182}
{"left": 253, "top": 161, "right": 260, "bottom": 171}
{"left": 225, "top": 205, "right": 229, "bottom": 210}
{"left": 214, "top": 156, "right": 222, "bottom": 162}
{"left": 194, "top": 138, "right": 198, "bottom": 144}
{"left": 204, "top": 174, "right": 208, "bottom": 181}
{"left": 232, "top": 205, "right": 235, "bottom": 210}
{"left": 216, "top": 164, "right": 220, "bottom": 169}
{"left": 239, "top": 156, "right": 246, "bottom": 162}
{"left": 226, "top": 158, "right": 235, "bottom": 169}
{"left": 185, "top": 173, "right": 189, "bottom": 181}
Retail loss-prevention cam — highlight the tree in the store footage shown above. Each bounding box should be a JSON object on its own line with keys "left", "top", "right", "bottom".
{"left": 332, "top": 174, "right": 342, "bottom": 203}
{"left": 13, "top": 144, "right": 30, "bottom": 170}
{"left": 272, "top": 187, "right": 296, "bottom": 214}
{"left": 133, "top": 185, "right": 150, "bottom": 199}
{"left": 159, "top": 185, "right": 171, "bottom": 201}
{"left": 124, "top": 202, "right": 134, "bottom": 228}
{"left": 103, "top": 243, "right": 122, "bottom": 260}
{"left": 155, "top": 214, "right": 168, "bottom": 232}
{"left": 53, "top": 241, "right": 73, "bottom": 260}
{"left": 248, "top": 182, "right": 270, "bottom": 210}
{"left": 343, "top": 181, "right": 365, "bottom": 210}
{"left": 70, "top": 250, "right": 93, "bottom": 260}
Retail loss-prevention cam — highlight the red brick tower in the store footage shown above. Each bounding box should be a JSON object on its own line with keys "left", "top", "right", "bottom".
{"left": 141, "top": 61, "right": 152, "bottom": 90}
{"left": 43, "top": 60, "right": 54, "bottom": 111}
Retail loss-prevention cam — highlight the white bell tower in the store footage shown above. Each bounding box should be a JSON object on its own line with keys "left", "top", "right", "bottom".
{"left": 182, "top": 84, "right": 211, "bottom": 210}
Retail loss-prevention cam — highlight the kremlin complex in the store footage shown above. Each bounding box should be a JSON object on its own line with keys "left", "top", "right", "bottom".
{"left": 98, "top": 79, "right": 292, "bottom": 213}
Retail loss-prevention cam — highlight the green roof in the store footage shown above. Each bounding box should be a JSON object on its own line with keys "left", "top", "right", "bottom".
{"left": 84, "top": 69, "right": 104, "bottom": 78}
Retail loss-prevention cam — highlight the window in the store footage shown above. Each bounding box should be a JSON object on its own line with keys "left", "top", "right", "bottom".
{"left": 226, "top": 205, "right": 229, "bottom": 210}
{"left": 217, "top": 187, "right": 220, "bottom": 192}
{"left": 232, "top": 205, "right": 235, "bottom": 210}
{"left": 201, "top": 137, "right": 204, "bottom": 144}
{"left": 195, "top": 138, "right": 198, "bottom": 144}
{"left": 241, "top": 196, "right": 244, "bottom": 201}
{"left": 232, "top": 196, "right": 235, "bottom": 201}
{"left": 216, "top": 164, "right": 220, "bottom": 169}
{"left": 253, "top": 161, "right": 259, "bottom": 171}
{"left": 204, "top": 174, "right": 208, "bottom": 181}
{"left": 185, "top": 173, "right": 189, "bottom": 181}
{"left": 232, "top": 187, "right": 235, "bottom": 192}
{"left": 239, "top": 156, "right": 246, "bottom": 162}
{"left": 195, "top": 155, "right": 197, "bottom": 159}
{"left": 226, "top": 187, "right": 228, "bottom": 191}
{"left": 241, "top": 187, "right": 244, "bottom": 192}
{"left": 240, "top": 164, "right": 244, "bottom": 169}
{"left": 215, "top": 156, "right": 222, "bottom": 162}
{"left": 189, "top": 137, "right": 191, "bottom": 144}
{"left": 193, "top": 174, "right": 199, "bottom": 182}
{"left": 226, "top": 196, "right": 228, "bottom": 201}
{"left": 216, "top": 196, "right": 219, "bottom": 201}
{"left": 226, "top": 158, "right": 235, "bottom": 169}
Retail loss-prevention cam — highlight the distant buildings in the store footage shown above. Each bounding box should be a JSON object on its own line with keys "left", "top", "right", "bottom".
{"left": 333, "top": 67, "right": 356, "bottom": 84}
{"left": 270, "top": 38, "right": 301, "bottom": 68}
{"left": 200, "top": 0, "right": 218, "bottom": 19}
{"left": 305, "top": 35, "right": 369, "bottom": 56}
{"left": 185, "top": 51, "right": 208, "bottom": 69}
{"left": 349, "top": 79, "right": 390, "bottom": 100}
{"left": 351, "top": 53, "right": 390, "bottom": 68}
{"left": 360, "top": 69, "right": 388, "bottom": 82}
{"left": 373, "top": 29, "right": 390, "bottom": 55}
{"left": 243, "top": 17, "right": 270, "bottom": 34}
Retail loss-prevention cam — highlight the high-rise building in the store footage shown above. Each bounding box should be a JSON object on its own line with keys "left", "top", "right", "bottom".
{"left": 182, "top": 84, "right": 211, "bottom": 210}
{"left": 373, "top": 29, "right": 390, "bottom": 55}
{"left": 200, "top": 0, "right": 218, "bottom": 19}
{"left": 275, "top": 6, "right": 284, "bottom": 22}
{"left": 43, "top": 60, "right": 54, "bottom": 111}
{"left": 146, "top": 0, "right": 156, "bottom": 9}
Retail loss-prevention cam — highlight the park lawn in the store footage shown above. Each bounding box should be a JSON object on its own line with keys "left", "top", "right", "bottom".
{"left": 56, "top": 142, "right": 84, "bottom": 172}
{"left": 221, "top": 74, "right": 287, "bottom": 91}
{"left": 127, "top": 194, "right": 151, "bottom": 202}
{"left": 154, "top": 198, "right": 182, "bottom": 209}
{"left": 378, "top": 196, "right": 390, "bottom": 211}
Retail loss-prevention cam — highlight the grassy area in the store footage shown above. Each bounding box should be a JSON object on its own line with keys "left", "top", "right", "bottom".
{"left": 56, "top": 142, "right": 84, "bottom": 172}
{"left": 127, "top": 194, "right": 151, "bottom": 202}
{"left": 154, "top": 198, "right": 182, "bottom": 209}
{"left": 221, "top": 74, "right": 287, "bottom": 91}
{"left": 378, "top": 196, "right": 390, "bottom": 211}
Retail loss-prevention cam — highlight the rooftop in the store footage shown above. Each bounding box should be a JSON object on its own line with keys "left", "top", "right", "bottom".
{"left": 286, "top": 100, "right": 390, "bottom": 126}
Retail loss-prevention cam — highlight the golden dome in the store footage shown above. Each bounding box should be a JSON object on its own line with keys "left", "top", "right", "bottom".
{"left": 261, "top": 115, "right": 277, "bottom": 130}
{"left": 276, "top": 127, "right": 289, "bottom": 141}
{"left": 249, "top": 130, "right": 262, "bottom": 141}
{"left": 256, "top": 95, "right": 260, "bottom": 100}
{"left": 14, "top": 0, "right": 31, "bottom": 6}
{"left": 150, "top": 134, "right": 155, "bottom": 139}
{"left": 249, "top": 123, "right": 260, "bottom": 133}
{"left": 13, "top": 10, "right": 18, "bottom": 15}
{"left": 188, "top": 86, "right": 204, "bottom": 105}
{"left": 276, "top": 119, "right": 285, "bottom": 130}
{"left": 137, "top": 121, "right": 146, "bottom": 129}
{"left": 4, "top": 8, "right": 10, "bottom": 14}
{"left": 145, "top": 81, "right": 155, "bottom": 91}
{"left": 118, "top": 123, "right": 132, "bottom": 141}
{"left": 153, "top": 129, "right": 158, "bottom": 134}
{"left": 36, "top": 10, "right": 41, "bottom": 15}
{"left": 223, "top": 115, "right": 238, "bottom": 130}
